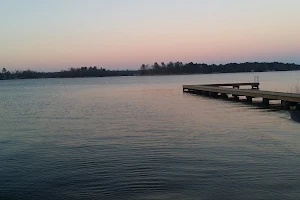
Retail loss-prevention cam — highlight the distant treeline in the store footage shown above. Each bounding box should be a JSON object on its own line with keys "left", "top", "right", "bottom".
{"left": 0, "top": 66, "right": 137, "bottom": 80}
{"left": 139, "top": 62, "right": 300, "bottom": 75}
{"left": 1, "top": 62, "right": 300, "bottom": 80}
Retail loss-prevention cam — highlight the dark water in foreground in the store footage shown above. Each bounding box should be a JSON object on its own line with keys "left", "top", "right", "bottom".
{"left": 1, "top": 71, "right": 300, "bottom": 200}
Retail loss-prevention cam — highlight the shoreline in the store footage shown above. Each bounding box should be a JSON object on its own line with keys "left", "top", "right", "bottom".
{"left": 1, "top": 69, "right": 300, "bottom": 81}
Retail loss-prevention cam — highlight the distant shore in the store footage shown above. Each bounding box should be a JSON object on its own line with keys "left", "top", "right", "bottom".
{"left": 1, "top": 62, "right": 299, "bottom": 80}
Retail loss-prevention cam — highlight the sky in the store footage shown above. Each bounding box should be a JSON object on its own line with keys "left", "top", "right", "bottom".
{"left": 1, "top": 0, "right": 300, "bottom": 71}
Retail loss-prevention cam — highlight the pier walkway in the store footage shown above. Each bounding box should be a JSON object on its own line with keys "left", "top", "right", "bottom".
{"left": 183, "top": 82, "right": 300, "bottom": 109}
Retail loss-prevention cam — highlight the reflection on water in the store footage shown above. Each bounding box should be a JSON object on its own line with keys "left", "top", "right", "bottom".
{"left": 0, "top": 71, "right": 300, "bottom": 200}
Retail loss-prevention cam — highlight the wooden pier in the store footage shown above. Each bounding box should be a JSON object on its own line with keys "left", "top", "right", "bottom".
{"left": 183, "top": 82, "right": 300, "bottom": 110}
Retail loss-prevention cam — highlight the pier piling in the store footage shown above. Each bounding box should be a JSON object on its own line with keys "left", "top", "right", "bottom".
{"left": 246, "top": 96, "right": 253, "bottom": 103}
{"left": 262, "top": 98, "right": 270, "bottom": 107}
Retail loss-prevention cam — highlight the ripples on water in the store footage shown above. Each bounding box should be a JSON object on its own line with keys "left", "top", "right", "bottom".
{"left": 1, "top": 71, "right": 300, "bottom": 200}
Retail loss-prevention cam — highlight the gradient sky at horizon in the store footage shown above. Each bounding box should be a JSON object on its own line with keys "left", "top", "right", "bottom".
{"left": 1, "top": 0, "right": 300, "bottom": 71}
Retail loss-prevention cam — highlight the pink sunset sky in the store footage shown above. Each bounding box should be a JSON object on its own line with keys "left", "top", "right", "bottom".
{"left": 1, "top": 0, "right": 300, "bottom": 71}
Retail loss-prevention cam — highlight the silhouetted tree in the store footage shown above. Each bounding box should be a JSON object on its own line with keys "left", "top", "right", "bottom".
{"left": 138, "top": 62, "right": 300, "bottom": 75}
{"left": 0, "top": 66, "right": 137, "bottom": 80}
{"left": 1, "top": 62, "right": 300, "bottom": 80}
{"left": 1, "top": 68, "right": 8, "bottom": 79}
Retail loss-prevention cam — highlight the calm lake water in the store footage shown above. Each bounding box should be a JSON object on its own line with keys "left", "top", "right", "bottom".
{"left": 1, "top": 71, "right": 300, "bottom": 200}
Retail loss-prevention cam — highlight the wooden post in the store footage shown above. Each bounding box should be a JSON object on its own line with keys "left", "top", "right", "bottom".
{"left": 233, "top": 95, "right": 239, "bottom": 101}
{"left": 281, "top": 101, "right": 291, "bottom": 110}
{"left": 209, "top": 92, "right": 218, "bottom": 98}
{"left": 246, "top": 96, "right": 253, "bottom": 103}
{"left": 252, "top": 84, "right": 259, "bottom": 90}
{"left": 195, "top": 90, "right": 202, "bottom": 95}
{"left": 262, "top": 98, "right": 270, "bottom": 107}
{"left": 221, "top": 93, "right": 228, "bottom": 99}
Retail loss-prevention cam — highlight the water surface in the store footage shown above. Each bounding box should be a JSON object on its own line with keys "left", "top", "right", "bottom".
{"left": 1, "top": 71, "right": 300, "bottom": 200}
